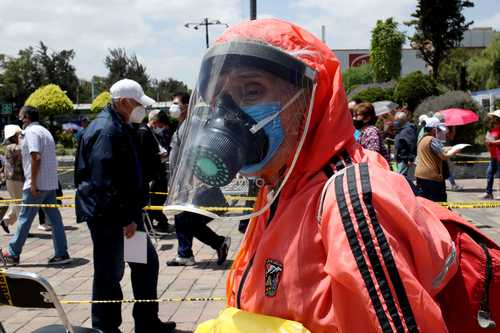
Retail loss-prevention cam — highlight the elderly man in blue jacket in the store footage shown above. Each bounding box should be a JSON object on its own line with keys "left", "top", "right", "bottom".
{"left": 75, "top": 79, "right": 176, "bottom": 333}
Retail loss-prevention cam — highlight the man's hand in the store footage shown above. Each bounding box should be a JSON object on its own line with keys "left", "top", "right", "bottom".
{"left": 123, "top": 222, "right": 137, "bottom": 239}
{"left": 30, "top": 184, "right": 40, "bottom": 197}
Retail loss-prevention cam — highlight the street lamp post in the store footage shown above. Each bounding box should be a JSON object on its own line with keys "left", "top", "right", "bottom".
{"left": 184, "top": 18, "right": 229, "bottom": 48}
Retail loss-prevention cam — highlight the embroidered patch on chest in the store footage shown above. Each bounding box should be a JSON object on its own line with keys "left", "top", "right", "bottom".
{"left": 265, "top": 259, "right": 283, "bottom": 297}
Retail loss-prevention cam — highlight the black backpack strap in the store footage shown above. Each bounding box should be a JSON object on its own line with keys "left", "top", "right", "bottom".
{"left": 322, "top": 150, "right": 352, "bottom": 178}
{"left": 477, "top": 243, "right": 497, "bottom": 329}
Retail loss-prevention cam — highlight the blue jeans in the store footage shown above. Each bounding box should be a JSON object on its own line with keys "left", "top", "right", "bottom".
{"left": 8, "top": 189, "right": 68, "bottom": 258}
{"left": 486, "top": 160, "right": 499, "bottom": 195}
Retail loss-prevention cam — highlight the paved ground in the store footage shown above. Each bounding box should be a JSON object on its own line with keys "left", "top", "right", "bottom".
{"left": 0, "top": 178, "right": 499, "bottom": 332}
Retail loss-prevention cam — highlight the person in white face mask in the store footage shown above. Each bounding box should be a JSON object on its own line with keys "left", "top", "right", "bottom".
{"left": 74, "top": 79, "right": 176, "bottom": 333}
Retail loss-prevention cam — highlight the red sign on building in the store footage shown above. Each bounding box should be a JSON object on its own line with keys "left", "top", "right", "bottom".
{"left": 348, "top": 53, "right": 370, "bottom": 68}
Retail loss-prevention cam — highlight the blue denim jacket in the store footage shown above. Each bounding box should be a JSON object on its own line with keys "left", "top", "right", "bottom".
{"left": 75, "top": 105, "right": 145, "bottom": 226}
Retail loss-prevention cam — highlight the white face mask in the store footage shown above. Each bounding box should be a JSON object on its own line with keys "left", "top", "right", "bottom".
{"left": 169, "top": 104, "right": 181, "bottom": 119}
{"left": 130, "top": 106, "right": 146, "bottom": 123}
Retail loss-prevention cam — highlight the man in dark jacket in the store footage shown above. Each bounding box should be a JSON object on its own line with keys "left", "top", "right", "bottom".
{"left": 136, "top": 110, "right": 173, "bottom": 234}
{"left": 394, "top": 111, "right": 417, "bottom": 178}
{"left": 75, "top": 79, "right": 175, "bottom": 333}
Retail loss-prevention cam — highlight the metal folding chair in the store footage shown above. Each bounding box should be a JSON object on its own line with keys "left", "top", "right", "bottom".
{"left": 143, "top": 211, "right": 160, "bottom": 248}
{"left": 0, "top": 269, "right": 101, "bottom": 333}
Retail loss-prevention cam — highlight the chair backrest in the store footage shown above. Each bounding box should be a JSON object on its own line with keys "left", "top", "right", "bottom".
{"left": 0, "top": 269, "right": 56, "bottom": 308}
{"left": 0, "top": 269, "right": 74, "bottom": 333}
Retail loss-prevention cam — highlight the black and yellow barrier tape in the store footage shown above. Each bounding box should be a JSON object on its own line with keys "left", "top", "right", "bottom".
{"left": 439, "top": 201, "right": 500, "bottom": 209}
{"left": 0, "top": 196, "right": 75, "bottom": 203}
{"left": 452, "top": 160, "right": 490, "bottom": 164}
{"left": 0, "top": 203, "right": 255, "bottom": 212}
{"left": 0, "top": 201, "right": 498, "bottom": 211}
{"left": 60, "top": 296, "right": 225, "bottom": 305}
{"left": 0, "top": 270, "right": 13, "bottom": 306}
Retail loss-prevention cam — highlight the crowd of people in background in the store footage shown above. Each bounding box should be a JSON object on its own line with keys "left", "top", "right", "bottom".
{"left": 349, "top": 100, "right": 500, "bottom": 202}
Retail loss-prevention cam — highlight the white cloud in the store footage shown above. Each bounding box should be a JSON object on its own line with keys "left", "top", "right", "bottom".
{"left": 474, "top": 12, "right": 500, "bottom": 30}
{"left": 289, "top": 0, "right": 416, "bottom": 49}
{"left": 0, "top": 0, "right": 497, "bottom": 93}
{"left": 0, "top": 0, "right": 242, "bottom": 89}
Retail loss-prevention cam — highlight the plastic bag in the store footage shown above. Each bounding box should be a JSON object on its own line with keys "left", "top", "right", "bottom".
{"left": 195, "top": 307, "right": 311, "bottom": 333}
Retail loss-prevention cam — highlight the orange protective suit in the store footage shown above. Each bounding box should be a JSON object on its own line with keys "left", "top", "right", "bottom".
{"left": 218, "top": 19, "right": 458, "bottom": 332}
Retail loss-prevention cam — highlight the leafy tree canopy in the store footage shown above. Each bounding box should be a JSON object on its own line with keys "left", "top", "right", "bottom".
{"left": 467, "top": 32, "right": 500, "bottom": 90}
{"left": 393, "top": 71, "right": 438, "bottom": 111}
{"left": 24, "top": 84, "right": 74, "bottom": 116}
{"left": 90, "top": 91, "right": 112, "bottom": 113}
{"left": 406, "top": 0, "right": 474, "bottom": 79}
{"left": 342, "top": 64, "right": 374, "bottom": 94}
{"left": 105, "top": 48, "right": 150, "bottom": 90}
{"left": 0, "top": 42, "right": 78, "bottom": 106}
{"left": 370, "top": 18, "right": 406, "bottom": 82}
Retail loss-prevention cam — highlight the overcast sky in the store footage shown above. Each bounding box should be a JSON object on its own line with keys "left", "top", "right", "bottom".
{"left": 1, "top": 0, "right": 499, "bottom": 90}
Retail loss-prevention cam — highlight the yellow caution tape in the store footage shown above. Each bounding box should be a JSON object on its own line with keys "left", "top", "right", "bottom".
{"left": 0, "top": 196, "right": 75, "bottom": 203}
{"left": 439, "top": 201, "right": 500, "bottom": 209}
{"left": 0, "top": 270, "right": 14, "bottom": 306}
{"left": 1, "top": 201, "right": 497, "bottom": 211}
{"left": 0, "top": 202, "right": 255, "bottom": 212}
{"left": 60, "top": 296, "right": 225, "bottom": 305}
{"left": 452, "top": 160, "right": 490, "bottom": 164}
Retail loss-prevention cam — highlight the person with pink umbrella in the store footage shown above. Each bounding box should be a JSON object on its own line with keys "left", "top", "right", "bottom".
{"left": 435, "top": 108, "right": 480, "bottom": 192}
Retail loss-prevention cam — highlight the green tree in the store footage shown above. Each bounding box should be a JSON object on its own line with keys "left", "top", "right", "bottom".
{"left": 0, "top": 47, "right": 44, "bottom": 107}
{"left": 351, "top": 87, "right": 393, "bottom": 103}
{"left": 35, "top": 42, "right": 79, "bottom": 101}
{"left": 76, "top": 79, "right": 93, "bottom": 104}
{"left": 342, "top": 64, "right": 374, "bottom": 93}
{"left": 467, "top": 32, "right": 500, "bottom": 90}
{"left": 438, "top": 48, "right": 481, "bottom": 90}
{"left": 370, "top": 18, "right": 406, "bottom": 82}
{"left": 90, "top": 91, "right": 112, "bottom": 113}
{"left": 393, "top": 71, "right": 438, "bottom": 111}
{"left": 147, "top": 78, "right": 191, "bottom": 101}
{"left": 104, "top": 48, "right": 150, "bottom": 90}
{"left": 406, "top": 0, "right": 474, "bottom": 79}
{"left": 25, "top": 84, "right": 74, "bottom": 117}
{"left": 0, "top": 42, "right": 79, "bottom": 106}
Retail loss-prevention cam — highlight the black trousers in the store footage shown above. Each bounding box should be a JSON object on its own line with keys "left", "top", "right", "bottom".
{"left": 416, "top": 178, "right": 447, "bottom": 202}
{"left": 147, "top": 177, "right": 169, "bottom": 227}
{"left": 88, "top": 221, "right": 159, "bottom": 333}
{"left": 175, "top": 211, "right": 224, "bottom": 258}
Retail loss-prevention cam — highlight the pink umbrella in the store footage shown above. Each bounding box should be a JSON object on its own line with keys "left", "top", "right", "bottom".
{"left": 437, "top": 108, "right": 479, "bottom": 126}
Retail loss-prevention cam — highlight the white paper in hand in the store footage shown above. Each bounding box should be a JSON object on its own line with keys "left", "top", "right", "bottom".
{"left": 448, "top": 143, "right": 471, "bottom": 155}
{"left": 124, "top": 231, "right": 147, "bottom": 264}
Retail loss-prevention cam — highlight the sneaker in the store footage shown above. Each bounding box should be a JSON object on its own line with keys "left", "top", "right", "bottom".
{"left": 166, "top": 256, "right": 195, "bottom": 266}
{"left": 47, "top": 253, "right": 72, "bottom": 265}
{"left": 136, "top": 320, "right": 176, "bottom": 333}
{"left": 450, "top": 184, "right": 464, "bottom": 192}
{"left": 482, "top": 193, "right": 495, "bottom": 200}
{"left": 0, "top": 220, "right": 10, "bottom": 234}
{"left": 38, "top": 224, "right": 52, "bottom": 231}
{"left": 0, "top": 248, "right": 19, "bottom": 266}
{"left": 216, "top": 237, "right": 231, "bottom": 265}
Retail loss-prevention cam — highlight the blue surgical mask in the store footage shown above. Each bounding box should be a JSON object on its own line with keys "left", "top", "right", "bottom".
{"left": 240, "top": 102, "right": 285, "bottom": 174}
{"left": 239, "top": 89, "right": 304, "bottom": 174}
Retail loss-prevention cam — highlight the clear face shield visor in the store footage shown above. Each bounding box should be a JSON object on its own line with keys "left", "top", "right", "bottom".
{"left": 165, "top": 40, "right": 317, "bottom": 220}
